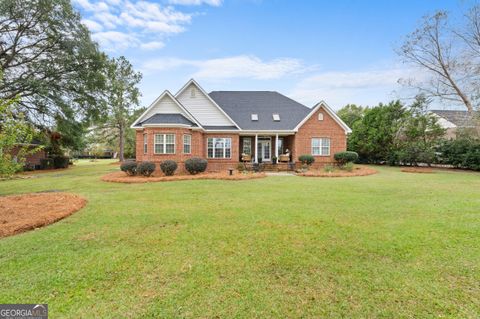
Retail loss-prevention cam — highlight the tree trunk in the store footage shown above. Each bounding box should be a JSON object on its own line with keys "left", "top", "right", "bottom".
{"left": 119, "top": 124, "right": 125, "bottom": 162}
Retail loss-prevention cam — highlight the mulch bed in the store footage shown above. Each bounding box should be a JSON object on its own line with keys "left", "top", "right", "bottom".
{"left": 0, "top": 192, "right": 87, "bottom": 238}
{"left": 297, "top": 166, "right": 378, "bottom": 177}
{"left": 401, "top": 167, "right": 435, "bottom": 174}
{"left": 101, "top": 171, "right": 267, "bottom": 183}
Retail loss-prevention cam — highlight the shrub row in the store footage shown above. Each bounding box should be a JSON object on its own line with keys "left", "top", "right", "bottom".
{"left": 437, "top": 138, "right": 480, "bottom": 171}
{"left": 40, "top": 156, "right": 70, "bottom": 169}
{"left": 298, "top": 151, "right": 358, "bottom": 167}
{"left": 120, "top": 157, "right": 208, "bottom": 177}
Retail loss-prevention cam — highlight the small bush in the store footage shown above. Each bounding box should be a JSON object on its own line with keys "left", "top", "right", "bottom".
{"left": 160, "top": 160, "right": 177, "bottom": 176}
{"left": 137, "top": 161, "right": 156, "bottom": 177}
{"left": 40, "top": 158, "right": 54, "bottom": 170}
{"left": 185, "top": 157, "right": 208, "bottom": 175}
{"left": 120, "top": 161, "right": 137, "bottom": 176}
{"left": 53, "top": 156, "right": 69, "bottom": 169}
{"left": 298, "top": 154, "right": 315, "bottom": 165}
{"left": 237, "top": 163, "right": 246, "bottom": 172}
{"left": 341, "top": 162, "right": 354, "bottom": 172}
{"left": 324, "top": 164, "right": 335, "bottom": 173}
{"left": 334, "top": 151, "right": 358, "bottom": 165}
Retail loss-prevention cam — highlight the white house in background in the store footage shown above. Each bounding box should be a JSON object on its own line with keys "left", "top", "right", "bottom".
{"left": 430, "top": 110, "right": 478, "bottom": 139}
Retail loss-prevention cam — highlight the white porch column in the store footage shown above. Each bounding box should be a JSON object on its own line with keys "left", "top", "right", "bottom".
{"left": 275, "top": 133, "right": 279, "bottom": 159}
{"left": 254, "top": 134, "right": 258, "bottom": 163}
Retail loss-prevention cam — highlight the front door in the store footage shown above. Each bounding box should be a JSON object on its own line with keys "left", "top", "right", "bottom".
{"left": 258, "top": 138, "right": 271, "bottom": 161}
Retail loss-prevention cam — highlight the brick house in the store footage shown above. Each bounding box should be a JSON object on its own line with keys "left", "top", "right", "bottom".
{"left": 132, "top": 79, "right": 351, "bottom": 172}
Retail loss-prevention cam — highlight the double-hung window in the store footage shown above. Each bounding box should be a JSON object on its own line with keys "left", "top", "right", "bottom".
{"left": 154, "top": 133, "right": 175, "bottom": 154}
{"left": 311, "top": 138, "right": 330, "bottom": 156}
{"left": 143, "top": 133, "right": 148, "bottom": 154}
{"left": 183, "top": 134, "right": 191, "bottom": 154}
{"left": 242, "top": 138, "right": 251, "bottom": 155}
{"left": 207, "top": 137, "right": 231, "bottom": 159}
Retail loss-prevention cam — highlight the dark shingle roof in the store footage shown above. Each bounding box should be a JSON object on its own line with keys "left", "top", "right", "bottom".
{"left": 209, "top": 91, "right": 311, "bottom": 130}
{"left": 431, "top": 110, "right": 478, "bottom": 127}
{"left": 138, "top": 113, "right": 197, "bottom": 127}
{"left": 203, "top": 126, "right": 238, "bottom": 130}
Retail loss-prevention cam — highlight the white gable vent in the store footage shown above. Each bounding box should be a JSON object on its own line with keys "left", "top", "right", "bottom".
{"left": 251, "top": 114, "right": 258, "bottom": 121}
{"left": 190, "top": 87, "right": 196, "bottom": 98}
{"left": 318, "top": 112, "right": 324, "bottom": 121}
{"left": 272, "top": 113, "right": 280, "bottom": 121}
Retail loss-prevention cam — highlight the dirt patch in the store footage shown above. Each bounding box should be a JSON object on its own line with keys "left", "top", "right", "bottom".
{"left": 0, "top": 192, "right": 87, "bottom": 238}
{"left": 101, "top": 170, "right": 267, "bottom": 183}
{"left": 401, "top": 167, "right": 435, "bottom": 174}
{"left": 297, "top": 166, "right": 378, "bottom": 177}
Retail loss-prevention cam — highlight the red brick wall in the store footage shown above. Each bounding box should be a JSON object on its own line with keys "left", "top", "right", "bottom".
{"left": 135, "top": 128, "right": 239, "bottom": 173}
{"left": 10, "top": 146, "right": 46, "bottom": 167}
{"left": 293, "top": 106, "right": 347, "bottom": 167}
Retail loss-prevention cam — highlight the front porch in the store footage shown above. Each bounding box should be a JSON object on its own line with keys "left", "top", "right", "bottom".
{"left": 239, "top": 134, "right": 295, "bottom": 166}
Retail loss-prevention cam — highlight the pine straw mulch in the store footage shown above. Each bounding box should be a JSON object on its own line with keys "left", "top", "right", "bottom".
{"left": 0, "top": 192, "right": 87, "bottom": 238}
{"left": 401, "top": 167, "right": 435, "bottom": 174}
{"left": 101, "top": 170, "right": 267, "bottom": 183}
{"left": 297, "top": 165, "right": 378, "bottom": 177}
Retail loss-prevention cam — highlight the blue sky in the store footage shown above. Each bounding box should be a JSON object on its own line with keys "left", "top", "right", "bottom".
{"left": 74, "top": 0, "right": 474, "bottom": 110}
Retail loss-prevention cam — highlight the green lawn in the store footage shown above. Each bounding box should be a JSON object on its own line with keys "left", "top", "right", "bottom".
{"left": 1, "top": 161, "right": 479, "bottom": 318}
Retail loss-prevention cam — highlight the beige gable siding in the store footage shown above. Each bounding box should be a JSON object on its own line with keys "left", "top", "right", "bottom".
{"left": 176, "top": 83, "right": 233, "bottom": 126}
{"left": 139, "top": 95, "right": 188, "bottom": 123}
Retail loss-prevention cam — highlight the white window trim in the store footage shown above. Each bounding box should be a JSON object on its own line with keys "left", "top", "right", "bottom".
{"left": 143, "top": 133, "right": 148, "bottom": 154}
{"left": 311, "top": 137, "right": 330, "bottom": 156}
{"left": 183, "top": 134, "right": 192, "bottom": 154}
{"left": 207, "top": 137, "right": 232, "bottom": 159}
{"left": 154, "top": 133, "right": 176, "bottom": 154}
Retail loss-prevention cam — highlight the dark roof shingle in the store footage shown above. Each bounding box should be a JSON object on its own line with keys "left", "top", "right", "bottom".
{"left": 431, "top": 110, "right": 478, "bottom": 127}
{"left": 209, "top": 91, "right": 311, "bottom": 130}
{"left": 139, "top": 113, "right": 197, "bottom": 127}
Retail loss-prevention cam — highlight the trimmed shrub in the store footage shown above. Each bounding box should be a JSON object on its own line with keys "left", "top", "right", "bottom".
{"left": 120, "top": 161, "right": 137, "bottom": 176}
{"left": 40, "top": 158, "right": 54, "bottom": 170}
{"left": 53, "top": 156, "right": 70, "bottom": 169}
{"left": 334, "top": 151, "right": 359, "bottom": 166}
{"left": 341, "top": 162, "right": 355, "bottom": 172}
{"left": 298, "top": 154, "right": 315, "bottom": 165}
{"left": 137, "top": 161, "right": 156, "bottom": 177}
{"left": 438, "top": 137, "right": 480, "bottom": 170}
{"left": 160, "top": 160, "right": 177, "bottom": 176}
{"left": 185, "top": 157, "right": 208, "bottom": 175}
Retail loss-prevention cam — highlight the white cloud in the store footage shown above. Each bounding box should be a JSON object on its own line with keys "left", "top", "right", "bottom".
{"left": 289, "top": 68, "right": 415, "bottom": 109}
{"left": 74, "top": 0, "right": 195, "bottom": 51}
{"left": 92, "top": 31, "right": 139, "bottom": 51}
{"left": 81, "top": 19, "right": 103, "bottom": 32}
{"left": 169, "top": 0, "right": 222, "bottom": 6}
{"left": 142, "top": 55, "right": 305, "bottom": 79}
{"left": 140, "top": 41, "right": 165, "bottom": 50}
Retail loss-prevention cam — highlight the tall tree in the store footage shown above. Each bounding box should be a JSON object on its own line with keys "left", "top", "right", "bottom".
{"left": 348, "top": 101, "right": 407, "bottom": 163}
{"left": 394, "top": 95, "right": 445, "bottom": 166}
{"left": 398, "top": 7, "right": 480, "bottom": 115}
{"left": 0, "top": 0, "right": 107, "bottom": 147}
{"left": 337, "top": 104, "right": 367, "bottom": 129}
{"left": 100, "top": 56, "right": 142, "bottom": 162}
{"left": 0, "top": 94, "right": 38, "bottom": 177}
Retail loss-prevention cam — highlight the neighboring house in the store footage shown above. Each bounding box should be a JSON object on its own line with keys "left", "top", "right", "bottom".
{"left": 131, "top": 79, "right": 351, "bottom": 171}
{"left": 430, "top": 110, "right": 478, "bottom": 139}
{"left": 9, "top": 142, "right": 46, "bottom": 170}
